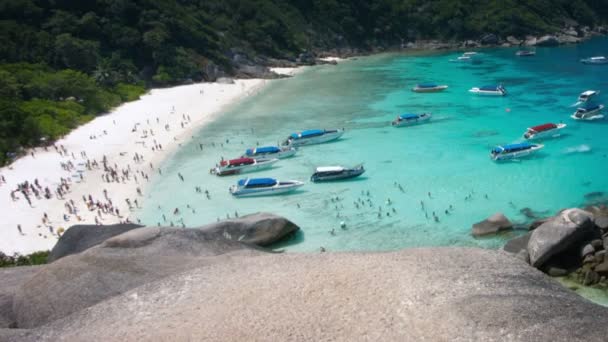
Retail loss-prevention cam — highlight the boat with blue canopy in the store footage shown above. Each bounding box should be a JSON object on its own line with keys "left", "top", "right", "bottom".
{"left": 490, "top": 142, "right": 544, "bottom": 161}
{"left": 571, "top": 104, "right": 605, "bottom": 121}
{"left": 243, "top": 145, "right": 296, "bottom": 159}
{"left": 412, "top": 84, "right": 448, "bottom": 93}
{"left": 211, "top": 157, "right": 279, "bottom": 176}
{"left": 391, "top": 113, "right": 432, "bottom": 127}
{"left": 229, "top": 177, "right": 304, "bottom": 197}
{"left": 469, "top": 84, "right": 507, "bottom": 96}
{"left": 283, "top": 129, "right": 344, "bottom": 147}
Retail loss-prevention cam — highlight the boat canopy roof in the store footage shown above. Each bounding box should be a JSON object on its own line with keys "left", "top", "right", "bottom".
{"left": 529, "top": 123, "right": 557, "bottom": 132}
{"left": 290, "top": 129, "right": 324, "bottom": 139}
{"left": 581, "top": 90, "right": 597, "bottom": 96}
{"left": 399, "top": 113, "right": 419, "bottom": 120}
{"left": 492, "top": 142, "right": 533, "bottom": 154}
{"left": 417, "top": 83, "right": 438, "bottom": 88}
{"left": 246, "top": 146, "right": 280, "bottom": 155}
{"left": 237, "top": 178, "right": 277, "bottom": 187}
{"left": 315, "top": 166, "right": 344, "bottom": 173}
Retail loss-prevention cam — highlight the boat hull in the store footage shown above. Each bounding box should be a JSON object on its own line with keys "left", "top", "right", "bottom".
{"left": 286, "top": 130, "right": 343, "bottom": 147}
{"left": 392, "top": 114, "right": 432, "bottom": 127}
{"left": 491, "top": 145, "right": 543, "bottom": 161}
{"left": 469, "top": 89, "right": 506, "bottom": 96}
{"left": 412, "top": 85, "right": 448, "bottom": 93}
{"left": 523, "top": 124, "right": 566, "bottom": 140}
{"left": 311, "top": 167, "right": 365, "bottom": 182}
{"left": 230, "top": 182, "right": 304, "bottom": 197}
{"left": 214, "top": 159, "right": 279, "bottom": 176}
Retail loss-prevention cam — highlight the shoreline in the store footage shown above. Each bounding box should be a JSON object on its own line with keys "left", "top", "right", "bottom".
{"left": 0, "top": 67, "right": 315, "bottom": 255}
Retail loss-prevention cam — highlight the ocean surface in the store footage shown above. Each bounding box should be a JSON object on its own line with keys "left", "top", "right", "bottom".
{"left": 138, "top": 37, "right": 608, "bottom": 253}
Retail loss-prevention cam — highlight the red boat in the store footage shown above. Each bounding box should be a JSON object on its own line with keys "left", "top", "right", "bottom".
{"left": 523, "top": 123, "right": 566, "bottom": 140}
{"left": 211, "top": 157, "right": 279, "bottom": 176}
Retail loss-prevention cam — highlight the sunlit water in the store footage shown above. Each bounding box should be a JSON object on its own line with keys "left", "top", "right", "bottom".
{"left": 138, "top": 37, "right": 608, "bottom": 252}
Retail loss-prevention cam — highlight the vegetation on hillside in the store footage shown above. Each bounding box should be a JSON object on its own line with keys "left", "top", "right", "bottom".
{"left": 0, "top": 250, "right": 49, "bottom": 267}
{"left": 1, "top": 0, "right": 607, "bottom": 165}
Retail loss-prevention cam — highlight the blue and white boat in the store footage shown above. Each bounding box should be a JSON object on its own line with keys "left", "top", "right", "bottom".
{"left": 244, "top": 146, "right": 296, "bottom": 159}
{"left": 229, "top": 178, "right": 304, "bottom": 197}
{"left": 391, "top": 113, "right": 432, "bottom": 127}
{"left": 412, "top": 84, "right": 448, "bottom": 93}
{"left": 469, "top": 85, "right": 507, "bottom": 96}
{"left": 283, "top": 129, "right": 344, "bottom": 147}
{"left": 571, "top": 104, "right": 605, "bottom": 120}
{"left": 581, "top": 56, "right": 608, "bottom": 65}
{"left": 490, "top": 142, "right": 544, "bottom": 161}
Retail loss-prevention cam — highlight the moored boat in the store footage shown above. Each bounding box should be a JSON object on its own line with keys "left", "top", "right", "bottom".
{"left": 310, "top": 164, "right": 365, "bottom": 182}
{"left": 490, "top": 142, "right": 544, "bottom": 161}
{"left": 412, "top": 84, "right": 448, "bottom": 93}
{"left": 571, "top": 104, "right": 605, "bottom": 120}
{"left": 523, "top": 123, "right": 566, "bottom": 140}
{"left": 243, "top": 146, "right": 296, "bottom": 159}
{"left": 469, "top": 84, "right": 507, "bottom": 96}
{"left": 283, "top": 129, "right": 344, "bottom": 147}
{"left": 449, "top": 56, "right": 480, "bottom": 63}
{"left": 391, "top": 113, "right": 432, "bottom": 127}
{"left": 578, "top": 90, "right": 600, "bottom": 103}
{"left": 229, "top": 178, "right": 304, "bottom": 197}
{"left": 581, "top": 56, "right": 608, "bottom": 65}
{"left": 211, "top": 157, "right": 279, "bottom": 176}
{"left": 516, "top": 50, "right": 536, "bottom": 57}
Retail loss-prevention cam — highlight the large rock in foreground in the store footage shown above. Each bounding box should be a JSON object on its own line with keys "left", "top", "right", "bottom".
{"left": 48, "top": 223, "right": 143, "bottom": 262}
{"left": 528, "top": 209, "right": 595, "bottom": 268}
{"left": 472, "top": 212, "right": 513, "bottom": 237}
{"left": 197, "top": 212, "right": 299, "bottom": 246}
{"left": 20, "top": 248, "right": 608, "bottom": 341}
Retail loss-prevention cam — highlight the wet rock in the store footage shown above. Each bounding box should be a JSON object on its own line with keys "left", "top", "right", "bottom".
{"left": 527, "top": 208, "right": 595, "bottom": 268}
{"left": 583, "top": 269, "right": 600, "bottom": 285}
{"left": 535, "top": 35, "right": 560, "bottom": 47}
{"left": 591, "top": 239, "right": 603, "bottom": 250}
{"left": 529, "top": 218, "right": 550, "bottom": 230}
{"left": 503, "top": 232, "right": 532, "bottom": 254}
{"left": 594, "top": 216, "right": 608, "bottom": 230}
{"left": 480, "top": 33, "right": 498, "bottom": 45}
{"left": 546, "top": 266, "right": 568, "bottom": 277}
{"left": 472, "top": 213, "right": 513, "bottom": 237}
{"left": 595, "top": 261, "right": 608, "bottom": 275}
{"left": 580, "top": 244, "right": 595, "bottom": 258}
{"left": 506, "top": 36, "right": 521, "bottom": 45}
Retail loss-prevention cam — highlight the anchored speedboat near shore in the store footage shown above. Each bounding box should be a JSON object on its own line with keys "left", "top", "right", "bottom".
{"left": 469, "top": 84, "right": 507, "bottom": 96}
{"left": 282, "top": 129, "right": 344, "bottom": 147}
{"left": 412, "top": 84, "right": 448, "bottom": 93}
{"left": 490, "top": 143, "right": 544, "bottom": 161}
{"left": 244, "top": 146, "right": 296, "bottom": 159}
{"left": 391, "top": 113, "right": 432, "bottom": 127}
{"left": 211, "top": 157, "right": 279, "bottom": 176}
{"left": 310, "top": 164, "right": 365, "bottom": 182}
{"left": 571, "top": 104, "right": 605, "bottom": 120}
{"left": 229, "top": 178, "right": 304, "bottom": 197}
{"left": 523, "top": 123, "right": 567, "bottom": 140}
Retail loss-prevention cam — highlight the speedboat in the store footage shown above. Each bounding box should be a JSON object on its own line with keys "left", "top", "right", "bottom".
{"left": 490, "top": 143, "right": 544, "bottom": 161}
{"left": 283, "top": 129, "right": 344, "bottom": 147}
{"left": 211, "top": 157, "right": 279, "bottom": 176}
{"left": 449, "top": 56, "right": 480, "bottom": 63}
{"left": 469, "top": 85, "right": 507, "bottom": 96}
{"left": 462, "top": 52, "right": 479, "bottom": 57}
{"left": 229, "top": 178, "right": 304, "bottom": 197}
{"left": 391, "top": 113, "right": 432, "bottom": 127}
{"left": 516, "top": 50, "right": 536, "bottom": 57}
{"left": 578, "top": 90, "right": 600, "bottom": 103}
{"left": 310, "top": 164, "right": 365, "bottom": 182}
{"left": 581, "top": 56, "right": 608, "bottom": 65}
{"left": 243, "top": 146, "right": 296, "bottom": 159}
{"left": 571, "top": 104, "right": 605, "bottom": 120}
{"left": 412, "top": 84, "right": 448, "bottom": 93}
{"left": 523, "top": 123, "right": 566, "bottom": 140}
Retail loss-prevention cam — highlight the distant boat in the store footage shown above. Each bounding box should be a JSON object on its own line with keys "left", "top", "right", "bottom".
{"left": 391, "top": 113, "right": 432, "bottom": 127}
{"left": 283, "top": 129, "right": 344, "bottom": 147}
{"left": 491, "top": 142, "right": 544, "bottom": 161}
{"left": 230, "top": 178, "right": 304, "bottom": 197}
{"left": 581, "top": 56, "right": 608, "bottom": 64}
{"left": 571, "top": 104, "right": 605, "bottom": 120}
{"left": 412, "top": 84, "right": 448, "bottom": 93}
{"left": 516, "top": 50, "right": 536, "bottom": 57}
{"left": 578, "top": 90, "right": 600, "bottom": 103}
{"left": 211, "top": 157, "right": 279, "bottom": 176}
{"left": 462, "top": 52, "right": 479, "bottom": 57}
{"left": 469, "top": 85, "right": 507, "bottom": 96}
{"left": 244, "top": 146, "right": 296, "bottom": 160}
{"left": 523, "top": 123, "right": 566, "bottom": 140}
{"left": 310, "top": 164, "right": 365, "bottom": 182}
{"left": 449, "top": 56, "right": 481, "bottom": 64}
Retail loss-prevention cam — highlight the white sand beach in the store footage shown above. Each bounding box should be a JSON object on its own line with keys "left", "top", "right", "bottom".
{"left": 0, "top": 76, "right": 285, "bottom": 255}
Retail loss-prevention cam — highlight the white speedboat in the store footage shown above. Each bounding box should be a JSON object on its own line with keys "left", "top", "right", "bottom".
{"left": 449, "top": 56, "right": 477, "bottom": 63}
{"left": 391, "top": 113, "right": 432, "bottom": 127}
{"left": 211, "top": 157, "right": 279, "bottom": 176}
{"left": 571, "top": 104, "right": 605, "bottom": 120}
{"left": 581, "top": 56, "right": 608, "bottom": 65}
{"left": 523, "top": 123, "right": 566, "bottom": 140}
{"left": 469, "top": 85, "right": 507, "bottom": 96}
{"left": 243, "top": 146, "right": 296, "bottom": 159}
{"left": 578, "top": 90, "right": 600, "bottom": 103}
{"left": 310, "top": 164, "right": 365, "bottom": 182}
{"left": 516, "top": 50, "right": 536, "bottom": 57}
{"left": 491, "top": 143, "right": 543, "bottom": 161}
{"left": 412, "top": 84, "right": 448, "bottom": 93}
{"left": 230, "top": 178, "right": 304, "bottom": 197}
{"left": 462, "top": 52, "right": 479, "bottom": 57}
{"left": 283, "top": 129, "right": 344, "bottom": 147}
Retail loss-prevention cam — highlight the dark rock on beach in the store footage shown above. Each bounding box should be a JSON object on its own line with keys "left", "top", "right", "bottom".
{"left": 534, "top": 35, "right": 560, "bottom": 47}
{"left": 480, "top": 33, "right": 499, "bottom": 45}
{"left": 48, "top": 223, "right": 143, "bottom": 262}
{"left": 472, "top": 212, "right": 513, "bottom": 237}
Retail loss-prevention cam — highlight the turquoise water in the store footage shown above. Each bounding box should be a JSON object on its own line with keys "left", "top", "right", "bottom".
{"left": 138, "top": 37, "right": 608, "bottom": 252}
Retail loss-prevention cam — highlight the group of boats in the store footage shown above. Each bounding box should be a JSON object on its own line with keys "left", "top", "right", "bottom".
{"left": 209, "top": 128, "right": 366, "bottom": 197}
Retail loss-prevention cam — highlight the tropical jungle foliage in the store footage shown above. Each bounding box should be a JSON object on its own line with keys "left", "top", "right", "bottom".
{"left": 1, "top": 0, "right": 607, "bottom": 164}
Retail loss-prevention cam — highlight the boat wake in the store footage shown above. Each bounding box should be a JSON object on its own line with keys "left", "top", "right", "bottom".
{"left": 563, "top": 144, "right": 592, "bottom": 154}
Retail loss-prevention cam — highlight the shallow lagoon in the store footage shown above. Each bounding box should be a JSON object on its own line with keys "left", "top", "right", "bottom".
{"left": 138, "top": 37, "right": 608, "bottom": 252}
